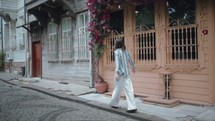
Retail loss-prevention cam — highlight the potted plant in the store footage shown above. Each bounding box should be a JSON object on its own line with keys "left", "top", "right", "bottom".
{"left": 87, "top": 0, "right": 110, "bottom": 93}
{"left": 93, "top": 44, "right": 108, "bottom": 94}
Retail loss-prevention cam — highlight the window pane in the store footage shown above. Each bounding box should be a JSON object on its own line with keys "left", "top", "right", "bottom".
{"left": 62, "top": 19, "right": 66, "bottom": 30}
{"left": 135, "top": 3, "right": 155, "bottom": 28}
{"left": 168, "top": 0, "right": 195, "bottom": 26}
{"left": 77, "top": 12, "right": 89, "bottom": 60}
{"left": 61, "top": 18, "right": 72, "bottom": 60}
{"left": 110, "top": 10, "right": 123, "bottom": 33}
{"left": 85, "top": 12, "right": 88, "bottom": 26}
{"left": 79, "top": 14, "right": 84, "bottom": 27}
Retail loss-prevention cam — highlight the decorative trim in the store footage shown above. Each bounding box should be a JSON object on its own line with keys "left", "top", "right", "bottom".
{"left": 136, "top": 64, "right": 157, "bottom": 72}
{"left": 76, "top": 59, "right": 89, "bottom": 63}
{"left": 165, "top": 64, "right": 201, "bottom": 73}
{"left": 48, "top": 59, "right": 59, "bottom": 63}
{"left": 60, "top": 59, "right": 74, "bottom": 63}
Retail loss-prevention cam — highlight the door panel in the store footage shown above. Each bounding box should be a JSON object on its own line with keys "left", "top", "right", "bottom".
{"left": 32, "top": 42, "right": 41, "bottom": 77}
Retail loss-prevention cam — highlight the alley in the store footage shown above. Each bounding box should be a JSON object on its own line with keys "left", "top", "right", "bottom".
{"left": 0, "top": 80, "right": 138, "bottom": 121}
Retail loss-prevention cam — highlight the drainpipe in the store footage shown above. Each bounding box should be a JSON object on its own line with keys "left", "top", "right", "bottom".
{"left": 24, "top": 0, "right": 28, "bottom": 77}
{"left": 1, "top": 18, "right": 3, "bottom": 52}
{"left": 88, "top": 11, "right": 93, "bottom": 88}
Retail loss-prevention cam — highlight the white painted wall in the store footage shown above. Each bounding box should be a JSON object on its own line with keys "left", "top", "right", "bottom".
{"left": 1, "top": 0, "right": 27, "bottom": 73}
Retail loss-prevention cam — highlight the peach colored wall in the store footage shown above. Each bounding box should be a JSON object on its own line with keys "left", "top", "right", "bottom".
{"left": 207, "top": 0, "right": 215, "bottom": 105}
{"left": 102, "top": 0, "right": 214, "bottom": 106}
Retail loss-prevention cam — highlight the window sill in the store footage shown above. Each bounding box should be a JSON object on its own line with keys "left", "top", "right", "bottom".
{"left": 76, "top": 59, "right": 89, "bottom": 63}
{"left": 48, "top": 59, "right": 59, "bottom": 63}
{"left": 60, "top": 59, "right": 74, "bottom": 63}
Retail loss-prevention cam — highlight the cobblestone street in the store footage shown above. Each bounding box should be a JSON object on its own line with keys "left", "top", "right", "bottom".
{"left": 0, "top": 80, "right": 138, "bottom": 121}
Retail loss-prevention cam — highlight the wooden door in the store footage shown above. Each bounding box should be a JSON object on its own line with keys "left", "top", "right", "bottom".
{"left": 32, "top": 41, "right": 41, "bottom": 77}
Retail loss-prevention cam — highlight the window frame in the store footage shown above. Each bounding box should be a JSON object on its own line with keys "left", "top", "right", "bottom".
{"left": 134, "top": 3, "right": 157, "bottom": 66}
{"left": 48, "top": 22, "right": 58, "bottom": 62}
{"left": 76, "top": 11, "right": 90, "bottom": 62}
{"left": 61, "top": 17, "right": 73, "bottom": 62}
{"left": 165, "top": 0, "right": 199, "bottom": 67}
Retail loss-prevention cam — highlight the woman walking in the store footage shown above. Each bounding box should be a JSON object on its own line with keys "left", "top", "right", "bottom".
{"left": 109, "top": 38, "right": 137, "bottom": 113}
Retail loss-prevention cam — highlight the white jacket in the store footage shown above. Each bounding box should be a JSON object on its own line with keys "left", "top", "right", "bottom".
{"left": 114, "top": 48, "right": 135, "bottom": 76}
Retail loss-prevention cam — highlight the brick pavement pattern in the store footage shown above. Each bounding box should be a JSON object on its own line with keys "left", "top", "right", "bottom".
{"left": 0, "top": 81, "right": 139, "bottom": 121}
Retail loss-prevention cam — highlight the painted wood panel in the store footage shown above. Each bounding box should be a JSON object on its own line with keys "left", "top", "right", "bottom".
{"left": 0, "top": 0, "right": 17, "bottom": 9}
{"left": 12, "top": 50, "right": 25, "bottom": 62}
{"left": 172, "top": 86, "right": 208, "bottom": 95}
{"left": 18, "top": 0, "right": 24, "bottom": 9}
{"left": 173, "top": 92, "right": 209, "bottom": 102}
{"left": 172, "top": 74, "right": 208, "bottom": 82}
{"left": 207, "top": 0, "right": 215, "bottom": 104}
{"left": 172, "top": 80, "right": 209, "bottom": 88}
{"left": 102, "top": 0, "right": 214, "bottom": 105}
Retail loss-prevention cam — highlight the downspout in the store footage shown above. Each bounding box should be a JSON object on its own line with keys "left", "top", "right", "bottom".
{"left": 1, "top": 18, "right": 3, "bottom": 52}
{"left": 89, "top": 11, "right": 93, "bottom": 88}
{"left": 24, "top": 0, "right": 28, "bottom": 77}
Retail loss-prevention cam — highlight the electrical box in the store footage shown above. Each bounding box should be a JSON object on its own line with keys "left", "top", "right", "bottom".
{"left": 6, "top": 51, "right": 14, "bottom": 60}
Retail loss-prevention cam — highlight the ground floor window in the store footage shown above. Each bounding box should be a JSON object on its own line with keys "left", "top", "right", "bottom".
{"left": 48, "top": 22, "right": 58, "bottom": 61}
{"left": 134, "top": 3, "right": 156, "bottom": 64}
{"left": 167, "top": 0, "right": 198, "bottom": 65}
{"left": 76, "top": 12, "right": 89, "bottom": 61}
{"left": 61, "top": 17, "right": 73, "bottom": 61}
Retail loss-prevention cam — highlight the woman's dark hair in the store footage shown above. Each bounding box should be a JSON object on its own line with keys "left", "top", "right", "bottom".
{"left": 114, "top": 38, "right": 126, "bottom": 50}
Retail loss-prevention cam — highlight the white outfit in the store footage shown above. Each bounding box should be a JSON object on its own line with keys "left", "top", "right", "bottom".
{"left": 109, "top": 49, "right": 137, "bottom": 110}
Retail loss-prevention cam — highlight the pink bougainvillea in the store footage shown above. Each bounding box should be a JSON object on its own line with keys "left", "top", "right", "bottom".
{"left": 86, "top": 0, "right": 154, "bottom": 58}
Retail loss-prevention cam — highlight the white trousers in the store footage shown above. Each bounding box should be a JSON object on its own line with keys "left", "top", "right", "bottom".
{"left": 109, "top": 76, "right": 137, "bottom": 110}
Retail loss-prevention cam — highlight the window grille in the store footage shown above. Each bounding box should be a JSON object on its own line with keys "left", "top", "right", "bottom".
{"left": 48, "top": 22, "right": 58, "bottom": 61}
{"left": 166, "top": 24, "right": 198, "bottom": 65}
{"left": 32, "top": 32, "right": 41, "bottom": 41}
{"left": 104, "top": 31, "right": 124, "bottom": 65}
{"left": 134, "top": 26, "right": 156, "bottom": 65}
{"left": 61, "top": 18, "right": 73, "bottom": 61}
{"left": 75, "top": 32, "right": 89, "bottom": 61}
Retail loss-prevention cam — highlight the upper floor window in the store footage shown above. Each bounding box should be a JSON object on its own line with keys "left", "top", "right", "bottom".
{"left": 48, "top": 22, "right": 58, "bottom": 61}
{"left": 61, "top": 17, "right": 73, "bottom": 61}
{"left": 76, "top": 12, "right": 89, "bottom": 61}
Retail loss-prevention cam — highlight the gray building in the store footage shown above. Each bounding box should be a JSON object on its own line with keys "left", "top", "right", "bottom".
{"left": 25, "top": 0, "right": 92, "bottom": 86}
{"left": 0, "top": 0, "right": 27, "bottom": 75}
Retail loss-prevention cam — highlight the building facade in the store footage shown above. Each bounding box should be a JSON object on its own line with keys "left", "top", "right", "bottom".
{"left": 0, "top": 0, "right": 27, "bottom": 75}
{"left": 101, "top": 0, "right": 215, "bottom": 106}
{"left": 25, "top": 0, "right": 92, "bottom": 86}
{"left": 24, "top": 0, "right": 215, "bottom": 106}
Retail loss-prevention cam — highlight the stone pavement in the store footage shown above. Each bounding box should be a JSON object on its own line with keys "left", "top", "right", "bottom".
{"left": 0, "top": 72, "right": 215, "bottom": 121}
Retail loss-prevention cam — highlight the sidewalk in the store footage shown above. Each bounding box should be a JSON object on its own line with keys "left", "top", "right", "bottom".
{"left": 0, "top": 72, "right": 215, "bottom": 121}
